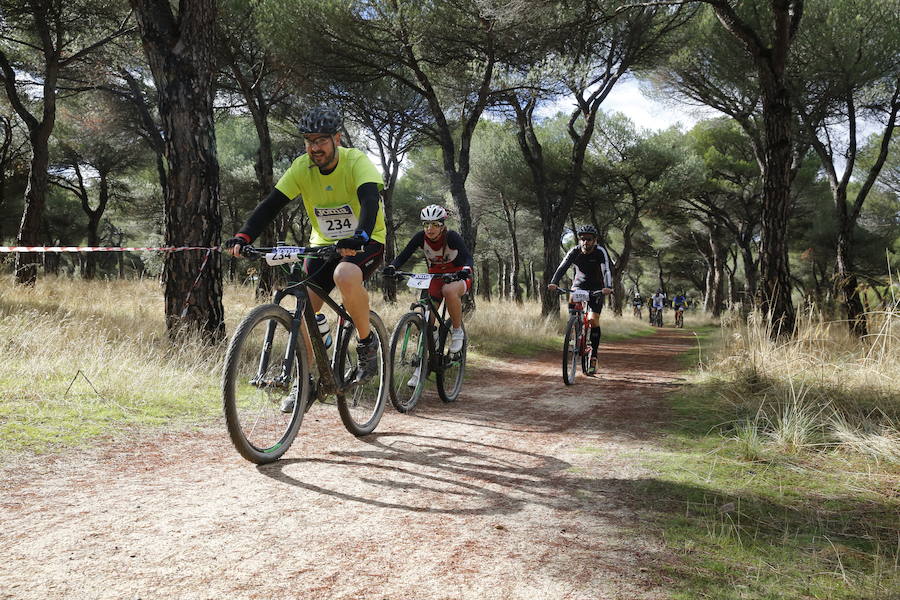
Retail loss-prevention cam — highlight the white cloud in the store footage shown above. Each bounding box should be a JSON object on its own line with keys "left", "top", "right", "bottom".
{"left": 539, "top": 77, "right": 721, "bottom": 133}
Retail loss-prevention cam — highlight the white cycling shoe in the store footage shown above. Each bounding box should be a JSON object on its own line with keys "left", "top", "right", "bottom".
{"left": 450, "top": 328, "right": 465, "bottom": 353}
{"left": 407, "top": 364, "right": 422, "bottom": 388}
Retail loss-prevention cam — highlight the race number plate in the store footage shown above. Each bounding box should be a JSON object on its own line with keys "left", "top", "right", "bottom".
{"left": 314, "top": 205, "right": 358, "bottom": 240}
{"left": 406, "top": 273, "right": 435, "bottom": 289}
{"left": 570, "top": 290, "right": 590, "bottom": 303}
{"left": 264, "top": 247, "right": 304, "bottom": 266}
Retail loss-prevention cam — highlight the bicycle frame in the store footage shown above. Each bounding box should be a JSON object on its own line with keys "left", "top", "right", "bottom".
{"left": 249, "top": 246, "right": 357, "bottom": 398}
{"left": 397, "top": 273, "right": 458, "bottom": 373}
{"left": 269, "top": 284, "right": 355, "bottom": 397}
{"left": 558, "top": 288, "right": 597, "bottom": 359}
{"left": 573, "top": 302, "right": 592, "bottom": 357}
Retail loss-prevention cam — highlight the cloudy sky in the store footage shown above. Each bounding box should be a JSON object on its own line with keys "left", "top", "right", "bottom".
{"left": 541, "top": 76, "right": 722, "bottom": 133}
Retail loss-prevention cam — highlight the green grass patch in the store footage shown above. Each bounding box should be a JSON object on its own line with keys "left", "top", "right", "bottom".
{"left": 634, "top": 379, "right": 900, "bottom": 599}
{"left": 676, "top": 325, "right": 721, "bottom": 370}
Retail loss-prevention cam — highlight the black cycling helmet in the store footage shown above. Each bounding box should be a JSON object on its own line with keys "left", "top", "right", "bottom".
{"left": 298, "top": 106, "right": 342, "bottom": 135}
{"left": 576, "top": 224, "right": 598, "bottom": 237}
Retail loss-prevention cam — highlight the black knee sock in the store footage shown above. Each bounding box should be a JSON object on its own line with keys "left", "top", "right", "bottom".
{"left": 590, "top": 327, "right": 601, "bottom": 351}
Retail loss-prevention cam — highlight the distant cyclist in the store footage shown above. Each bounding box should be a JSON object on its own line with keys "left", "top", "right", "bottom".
{"left": 650, "top": 289, "right": 666, "bottom": 324}
{"left": 673, "top": 292, "right": 687, "bottom": 326}
{"left": 382, "top": 204, "right": 473, "bottom": 355}
{"left": 547, "top": 224, "right": 614, "bottom": 374}
{"left": 632, "top": 292, "right": 644, "bottom": 318}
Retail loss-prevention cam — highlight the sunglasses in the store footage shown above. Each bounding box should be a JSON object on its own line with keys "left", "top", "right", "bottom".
{"left": 422, "top": 221, "right": 445, "bottom": 228}
{"left": 579, "top": 236, "right": 597, "bottom": 242}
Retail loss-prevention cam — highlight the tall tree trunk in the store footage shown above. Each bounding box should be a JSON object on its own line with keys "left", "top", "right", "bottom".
{"left": 756, "top": 75, "right": 797, "bottom": 334}
{"left": 15, "top": 129, "right": 53, "bottom": 284}
{"left": 250, "top": 103, "right": 278, "bottom": 299}
{"left": 131, "top": 0, "right": 224, "bottom": 341}
{"left": 479, "top": 260, "right": 491, "bottom": 301}
{"left": 654, "top": 251, "right": 666, "bottom": 295}
{"left": 84, "top": 213, "right": 101, "bottom": 280}
{"left": 381, "top": 187, "right": 398, "bottom": 303}
{"left": 727, "top": 249, "right": 739, "bottom": 307}
{"left": 540, "top": 214, "right": 565, "bottom": 318}
{"left": 835, "top": 225, "right": 866, "bottom": 335}
{"left": 710, "top": 0, "right": 799, "bottom": 336}
{"left": 738, "top": 236, "right": 757, "bottom": 305}
{"left": 499, "top": 194, "right": 522, "bottom": 304}
{"left": 709, "top": 232, "right": 725, "bottom": 317}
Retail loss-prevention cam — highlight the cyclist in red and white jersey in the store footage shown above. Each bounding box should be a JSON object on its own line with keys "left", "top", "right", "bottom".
{"left": 382, "top": 204, "right": 473, "bottom": 353}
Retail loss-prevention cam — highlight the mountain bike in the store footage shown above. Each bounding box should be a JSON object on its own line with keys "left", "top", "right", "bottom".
{"left": 557, "top": 288, "right": 604, "bottom": 385}
{"left": 387, "top": 271, "right": 468, "bottom": 411}
{"left": 633, "top": 304, "right": 643, "bottom": 320}
{"left": 674, "top": 306, "right": 685, "bottom": 328}
{"left": 222, "top": 245, "right": 389, "bottom": 464}
{"left": 650, "top": 306, "right": 664, "bottom": 327}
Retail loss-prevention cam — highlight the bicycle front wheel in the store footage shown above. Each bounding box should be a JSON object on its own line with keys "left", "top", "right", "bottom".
{"left": 562, "top": 315, "right": 580, "bottom": 385}
{"left": 389, "top": 312, "right": 427, "bottom": 413}
{"left": 222, "top": 304, "right": 310, "bottom": 464}
{"left": 334, "top": 311, "right": 389, "bottom": 436}
{"left": 581, "top": 332, "right": 594, "bottom": 376}
{"left": 436, "top": 325, "right": 466, "bottom": 403}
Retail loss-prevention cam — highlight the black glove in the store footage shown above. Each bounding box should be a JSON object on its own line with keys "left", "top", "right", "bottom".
{"left": 382, "top": 264, "right": 396, "bottom": 277}
{"left": 223, "top": 236, "right": 249, "bottom": 252}
{"left": 456, "top": 268, "right": 471, "bottom": 281}
{"left": 336, "top": 234, "right": 368, "bottom": 251}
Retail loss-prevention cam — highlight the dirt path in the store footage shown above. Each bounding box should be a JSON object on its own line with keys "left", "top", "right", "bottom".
{"left": 1, "top": 329, "right": 697, "bottom": 600}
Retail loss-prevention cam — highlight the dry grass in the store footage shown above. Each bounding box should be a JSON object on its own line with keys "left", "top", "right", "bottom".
{"left": 0, "top": 276, "right": 653, "bottom": 454}
{"left": 707, "top": 306, "right": 900, "bottom": 462}
{"left": 381, "top": 287, "right": 657, "bottom": 356}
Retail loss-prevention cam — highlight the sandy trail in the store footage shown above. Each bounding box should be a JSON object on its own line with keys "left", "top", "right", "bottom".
{"left": 1, "top": 329, "right": 696, "bottom": 600}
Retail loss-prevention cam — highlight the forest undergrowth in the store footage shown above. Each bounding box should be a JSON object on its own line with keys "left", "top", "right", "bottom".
{"left": 647, "top": 305, "right": 899, "bottom": 599}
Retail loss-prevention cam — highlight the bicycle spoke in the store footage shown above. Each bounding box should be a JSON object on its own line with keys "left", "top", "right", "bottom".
{"left": 389, "top": 313, "right": 426, "bottom": 412}
{"left": 223, "top": 304, "right": 307, "bottom": 464}
{"left": 336, "top": 312, "right": 388, "bottom": 435}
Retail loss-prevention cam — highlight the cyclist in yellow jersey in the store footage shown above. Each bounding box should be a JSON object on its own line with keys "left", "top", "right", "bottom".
{"left": 224, "top": 106, "right": 385, "bottom": 386}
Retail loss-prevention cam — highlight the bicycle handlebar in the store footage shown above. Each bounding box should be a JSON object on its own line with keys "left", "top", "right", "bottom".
{"left": 238, "top": 244, "right": 339, "bottom": 264}
{"left": 390, "top": 270, "right": 468, "bottom": 283}
{"left": 554, "top": 287, "right": 608, "bottom": 299}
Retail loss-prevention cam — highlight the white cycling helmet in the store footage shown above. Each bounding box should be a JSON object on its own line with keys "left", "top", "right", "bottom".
{"left": 420, "top": 204, "right": 448, "bottom": 222}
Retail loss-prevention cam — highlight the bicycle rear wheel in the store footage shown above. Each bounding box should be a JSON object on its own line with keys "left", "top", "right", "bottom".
{"left": 388, "top": 312, "right": 427, "bottom": 412}
{"left": 334, "top": 311, "right": 389, "bottom": 435}
{"left": 436, "top": 325, "right": 466, "bottom": 403}
{"left": 562, "top": 315, "right": 580, "bottom": 385}
{"left": 222, "top": 304, "right": 310, "bottom": 464}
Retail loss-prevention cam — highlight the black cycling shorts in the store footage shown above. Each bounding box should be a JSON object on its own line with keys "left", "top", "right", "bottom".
{"left": 291, "top": 241, "right": 384, "bottom": 295}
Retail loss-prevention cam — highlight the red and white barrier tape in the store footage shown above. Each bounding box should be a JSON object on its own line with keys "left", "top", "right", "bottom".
{"left": 0, "top": 246, "right": 218, "bottom": 253}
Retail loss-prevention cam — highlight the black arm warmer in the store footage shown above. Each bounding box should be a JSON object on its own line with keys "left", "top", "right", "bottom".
{"left": 354, "top": 182, "right": 380, "bottom": 238}
{"left": 391, "top": 231, "right": 425, "bottom": 267}
{"left": 237, "top": 188, "right": 292, "bottom": 242}
{"left": 550, "top": 248, "right": 577, "bottom": 285}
